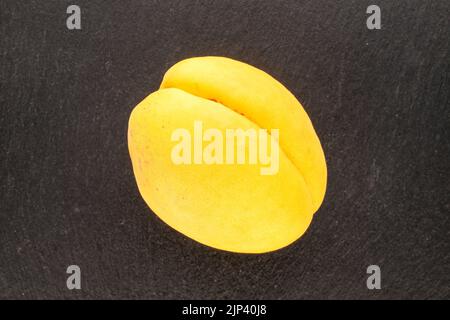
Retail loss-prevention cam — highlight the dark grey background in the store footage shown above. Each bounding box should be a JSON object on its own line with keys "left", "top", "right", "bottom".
{"left": 0, "top": 0, "right": 449, "bottom": 299}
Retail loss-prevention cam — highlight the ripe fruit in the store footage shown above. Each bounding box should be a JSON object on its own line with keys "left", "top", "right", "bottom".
{"left": 128, "top": 56, "right": 327, "bottom": 253}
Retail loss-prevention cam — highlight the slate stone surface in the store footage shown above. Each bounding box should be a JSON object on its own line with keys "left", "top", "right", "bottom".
{"left": 0, "top": 0, "right": 449, "bottom": 299}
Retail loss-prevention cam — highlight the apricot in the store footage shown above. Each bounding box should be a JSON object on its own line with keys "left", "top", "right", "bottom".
{"left": 128, "top": 56, "right": 327, "bottom": 253}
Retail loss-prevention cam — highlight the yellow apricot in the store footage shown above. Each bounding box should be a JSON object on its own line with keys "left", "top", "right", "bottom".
{"left": 128, "top": 57, "right": 327, "bottom": 253}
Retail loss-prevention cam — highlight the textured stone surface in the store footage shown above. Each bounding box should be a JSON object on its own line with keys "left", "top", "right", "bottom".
{"left": 0, "top": 0, "right": 448, "bottom": 299}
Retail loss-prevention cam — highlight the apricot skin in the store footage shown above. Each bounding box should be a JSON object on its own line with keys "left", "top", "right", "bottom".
{"left": 128, "top": 57, "right": 327, "bottom": 253}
